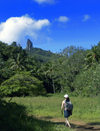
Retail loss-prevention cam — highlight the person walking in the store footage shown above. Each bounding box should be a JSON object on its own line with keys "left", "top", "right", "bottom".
{"left": 61, "top": 94, "right": 73, "bottom": 128}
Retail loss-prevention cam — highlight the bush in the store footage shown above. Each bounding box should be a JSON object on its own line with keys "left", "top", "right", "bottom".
{"left": 73, "top": 64, "right": 100, "bottom": 96}
{"left": 0, "top": 72, "right": 46, "bottom": 96}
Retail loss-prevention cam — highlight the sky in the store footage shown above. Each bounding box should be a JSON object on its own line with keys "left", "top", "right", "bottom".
{"left": 0, "top": 0, "right": 100, "bottom": 52}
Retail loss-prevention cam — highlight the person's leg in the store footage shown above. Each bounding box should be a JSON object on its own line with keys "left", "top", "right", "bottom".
{"left": 65, "top": 118, "right": 71, "bottom": 127}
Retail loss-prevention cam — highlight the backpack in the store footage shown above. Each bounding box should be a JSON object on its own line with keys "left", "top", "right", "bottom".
{"left": 65, "top": 101, "right": 73, "bottom": 111}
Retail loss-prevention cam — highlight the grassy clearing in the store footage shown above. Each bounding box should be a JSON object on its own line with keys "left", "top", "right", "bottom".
{"left": 8, "top": 94, "right": 100, "bottom": 122}
{"left": 0, "top": 98, "right": 74, "bottom": 131}
{"left": 2, "top": 94, "right": 100, "bottom": 131}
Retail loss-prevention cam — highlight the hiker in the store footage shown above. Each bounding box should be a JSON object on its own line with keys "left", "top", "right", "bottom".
{"left": 61, "top": 94, "right": 73, "bottom": 128}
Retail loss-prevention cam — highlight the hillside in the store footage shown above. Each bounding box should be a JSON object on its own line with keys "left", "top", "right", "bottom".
{"left": 26, "top": 47, "right": 58, "bottom": 63}
{"left": 26, "top": 39, "right": 58, "bottom": 63}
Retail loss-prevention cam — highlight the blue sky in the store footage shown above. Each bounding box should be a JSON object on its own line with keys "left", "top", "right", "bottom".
{"left": 0, "top": 0, "right": 100, "bottom": 52}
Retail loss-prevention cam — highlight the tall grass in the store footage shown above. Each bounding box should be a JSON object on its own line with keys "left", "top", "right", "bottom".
{"left": 72, "top": 95, "right": 100, "bottom": 122}
{"left": 1, "top": 95, "right": 76, "bottom": 131}
{"left": 2, "top": 94, "right": 100, "bottom": 131}
{"left": 6, "top": 94, "right": 100, "bottom": 122}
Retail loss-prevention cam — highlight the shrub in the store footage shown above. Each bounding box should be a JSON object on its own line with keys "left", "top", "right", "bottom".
{"left": 0, "top": 72, "right": 46, "bottom": 96}
{"left": 73, "top": 64, "right": 100, "bottom": 96}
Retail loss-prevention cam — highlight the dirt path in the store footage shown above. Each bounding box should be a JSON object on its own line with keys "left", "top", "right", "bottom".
{"left": 52, "top": 118, "right": 100, "bottom": 131}
{"left": 70, "top": 120, "right": 100, "bottom": 131}
{"left": 38, "top": 116, "right": 100, "bottom": 131}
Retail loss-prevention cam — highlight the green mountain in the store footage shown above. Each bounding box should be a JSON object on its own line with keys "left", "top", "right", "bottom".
{"left": 26, "top": 47, "right": 57, "bottom": 63}
{"left": 26, "top": 39, "right": 58, "bottom": 63}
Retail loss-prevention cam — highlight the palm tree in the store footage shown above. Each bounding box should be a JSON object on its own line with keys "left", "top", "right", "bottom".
{"left": 85, "top": 46, "right": 98, "bottom": 68}
{"left": 10, "top": 53, "right": 25, "bottom": 72}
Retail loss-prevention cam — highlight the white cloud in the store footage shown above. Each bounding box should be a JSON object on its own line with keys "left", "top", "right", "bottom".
{"left": 0, "top": 15, "right": 50, "bottom": 44}
{"left": 58, "top": 16, "right": 69, "bottom": 23}
{"left": 82, "top": 14, "right": 90, "bottom": 22}
{"left": 34, "top": 0, "right": 54, "bottom": 4}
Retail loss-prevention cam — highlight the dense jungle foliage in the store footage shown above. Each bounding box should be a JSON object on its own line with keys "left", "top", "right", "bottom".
{"left": 0, "top": 40, "right": 100, "bottom": 97}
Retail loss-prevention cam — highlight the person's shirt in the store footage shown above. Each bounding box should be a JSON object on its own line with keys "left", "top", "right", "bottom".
{"left": 61, "top": 99, "right": 71, "bottom": 111}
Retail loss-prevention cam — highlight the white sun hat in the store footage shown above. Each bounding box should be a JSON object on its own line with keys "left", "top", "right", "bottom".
{"left": 64, "top": 94, "right": 69, "bottom": 98}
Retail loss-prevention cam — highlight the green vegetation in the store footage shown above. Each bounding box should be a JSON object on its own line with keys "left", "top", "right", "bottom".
{"left": 0, "top": 72, "right": 45, "bottom": 96}
{"left": 0, "top": 40, "right": 100, "bottom": 130}
{"left": 0, "top": 96, "right": 75, "bottom": 131}
{"left": 1, "top": 94, "right": 100, "bottom": 131}
{"left": 7, "top": 95, "right": 100, "bottom": 122}
{"left": 0, "top": 40, "right": 100, "bottom": 96}
{"left": 27, "top": 47, "right": 57, "bottom": 63}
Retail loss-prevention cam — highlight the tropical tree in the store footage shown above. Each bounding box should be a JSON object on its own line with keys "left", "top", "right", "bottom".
{"left": 10, "top": 53, "right": 26, "bottom": 72}
{"left": 0, "top": 72, "right": 45, "bottom": 96}
{"left": 85, "top": 43, "right": 100, "bottom": 68}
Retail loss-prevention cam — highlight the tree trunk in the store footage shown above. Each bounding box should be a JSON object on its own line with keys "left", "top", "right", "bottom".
{"left": 52, "top": 79, "right": 55, "bottom": 93}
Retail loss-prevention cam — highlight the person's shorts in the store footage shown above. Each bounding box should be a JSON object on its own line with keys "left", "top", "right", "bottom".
{"left": 64, "top": 110, "right": 71, "bottom": 118}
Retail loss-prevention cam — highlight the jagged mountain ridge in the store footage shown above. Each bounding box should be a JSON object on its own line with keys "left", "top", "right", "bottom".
{"left": 26, "top": 39, "right": 58, "bottom": 63}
